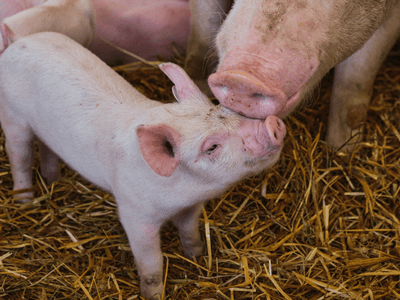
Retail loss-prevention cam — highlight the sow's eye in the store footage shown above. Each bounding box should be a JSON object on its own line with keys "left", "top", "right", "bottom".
{"left": 205, "top": 144, "right": 220, "bottom": 155}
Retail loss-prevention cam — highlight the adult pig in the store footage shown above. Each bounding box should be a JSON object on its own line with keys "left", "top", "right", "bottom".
{"left": 89, "top": 0, "right": 190, "bottom": 65}
{"left": 0, "top": 0, "right": 95, "bottom": 53}
{"left": 0, "top": 0, "right": 190, "bottom": 65}
{"left": 186, "top": 0, "right": 400, "bottom": 151}
{"left": 0, "top": 32, "right": 286, "bottom": 299}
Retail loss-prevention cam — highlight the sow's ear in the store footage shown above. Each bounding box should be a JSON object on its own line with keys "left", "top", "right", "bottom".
{"left": 0, "top": 23, "right": 14, "bottom": 53}
{"left": 159, "top": 62, "right": 209, "bottom": 104}
{"left": 137, "top": 124, "right": 181, "bottom": 177}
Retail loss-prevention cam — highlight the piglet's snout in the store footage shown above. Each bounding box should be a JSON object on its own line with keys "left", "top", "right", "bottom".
{"left": 265, "top": 115, "right": 286, "bottom": 148}
{"left": 239, "top": 115, "right": 286, "bottom": 158}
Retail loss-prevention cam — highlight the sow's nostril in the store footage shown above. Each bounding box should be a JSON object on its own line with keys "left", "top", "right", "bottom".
{"left": 208, "top": 70, "right": 286, "bottom": 118}
{"left": 265, "top": 115, "right": 286, "bottom": 147}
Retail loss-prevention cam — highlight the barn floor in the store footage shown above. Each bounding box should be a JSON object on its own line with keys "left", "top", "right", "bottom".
{"left": 0, "top": 42, "right": 399, "bottom": 299}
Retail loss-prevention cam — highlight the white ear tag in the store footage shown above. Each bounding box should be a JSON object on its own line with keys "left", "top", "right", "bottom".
{"left": 172, "top": 86, "right": 181, "bottom": 102}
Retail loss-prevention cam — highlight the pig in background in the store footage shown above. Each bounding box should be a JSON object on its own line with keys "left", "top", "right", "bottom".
{"left": 0, "top": 0, "right": 95, "bottom": 51}
{"left": 0, "top": 32, "right": 286, "bottom": 299}
{"left": 185, "top": 0, "right": 400, "bottom": 152}
{"left": 89, "top": 0, "right": 190, "bottom": 66}
{"left": 0, "top": 0, "right": 190, "bottom": 65}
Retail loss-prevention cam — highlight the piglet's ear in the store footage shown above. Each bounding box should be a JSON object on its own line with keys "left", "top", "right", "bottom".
{"left": 137, "top": 124, "right": 181, "bottom": 177}
{"left": 159, "top": 62, "right": 207, "bottom": 103}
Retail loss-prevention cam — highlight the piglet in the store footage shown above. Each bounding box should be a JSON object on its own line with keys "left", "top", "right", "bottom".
{"left": 0, "top": 0, "right": 95, "bottom": 54}
{"left": 0, "top": 32, "right": 286, "bottom": 299}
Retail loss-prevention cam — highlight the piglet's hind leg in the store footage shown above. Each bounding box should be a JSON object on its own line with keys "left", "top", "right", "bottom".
{"left": 38, "top": 140, "right": 61, "bottom": 185}
{"left": 173, "top": 202, "right": 204, "bottom": 259}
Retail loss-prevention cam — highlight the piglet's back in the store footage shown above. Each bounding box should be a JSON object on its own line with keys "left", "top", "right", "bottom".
{"left": 0, "top": 31, "right": 149, "bottom": 111}
{"left": 0, "top": 32, "right": 158, "bottom": 188}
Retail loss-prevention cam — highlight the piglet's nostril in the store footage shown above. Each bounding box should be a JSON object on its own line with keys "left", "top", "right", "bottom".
{"left": 264, "top": 115, "right": 287, "bottom": 147}
{"left": 211, "top": 99, "right": 220, "bottom": 105}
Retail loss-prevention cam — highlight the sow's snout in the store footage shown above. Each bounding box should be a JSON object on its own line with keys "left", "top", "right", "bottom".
{"left": 209, "top": 70, "right": 288, "bottom": 119}
{"left": 208, "top": 49, "right": 318, "bottom": 119}
{"left": 239, "top": 115, "right": 286, "bottom": 159}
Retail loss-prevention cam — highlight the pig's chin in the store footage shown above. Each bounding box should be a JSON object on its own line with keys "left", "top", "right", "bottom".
{"left": 244, "top": 149, "right": 281, "bottom": 171}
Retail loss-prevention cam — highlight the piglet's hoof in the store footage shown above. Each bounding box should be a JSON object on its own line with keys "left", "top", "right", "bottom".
{"left": 182, "top": 239, "right": 204, "bottom": 259}
{"left": 140, "top": 275, "right": 163, "bottom": 300}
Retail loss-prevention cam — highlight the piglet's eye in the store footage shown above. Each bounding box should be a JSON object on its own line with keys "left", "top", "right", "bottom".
{"left": 205, "top": 144, "right": 220, "bottom": 155}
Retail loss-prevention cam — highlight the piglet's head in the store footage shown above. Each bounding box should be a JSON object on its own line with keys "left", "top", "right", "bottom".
{"left": 137, "top": 63, "right": 286, "bottom": 184}
{"left": 136, "top": 62, "right": 207, "bottom": 177}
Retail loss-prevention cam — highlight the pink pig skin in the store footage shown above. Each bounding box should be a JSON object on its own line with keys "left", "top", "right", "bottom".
{"left": 0, "top": 32, "right": 285, "bottom": 299}
{"left": 0, "top": 0, "right": 44, "bottom": 19}
{"left": 186, "top": 0, "right": 400, "bottom": 152}
{"left": 0, "top": 0, "right": 190, "bottom": 64}
{"left": 0, "top": 0, "right": 41, "bottom": 52}
{"left": 0, "top": 0, "right": 95, "bottom": 52}
{"left": 89, "top": 0, "right": 191, "bottom": 65}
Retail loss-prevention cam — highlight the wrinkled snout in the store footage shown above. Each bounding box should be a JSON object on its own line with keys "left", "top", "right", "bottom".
{"left": 239, "top": 115, "right": 286, "bottom": 159}
{"left": 209, "top": 70, "right": 287, "bottom": 119}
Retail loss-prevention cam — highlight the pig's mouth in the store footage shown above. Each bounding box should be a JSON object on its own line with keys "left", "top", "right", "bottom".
{"left": 244, "top": 144, "right": 281, "bottom": 163}
{"left": 279, "top": 90, "right": 301, "bottom": 118}
{"left": 243, "top": 147, "right": 282, "bottom": 168}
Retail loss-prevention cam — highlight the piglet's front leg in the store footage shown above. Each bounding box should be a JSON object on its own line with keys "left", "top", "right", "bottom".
{"left": 118, "top": 202, "right": 164, "bottom": 299}
{"left": 0, "top": 109, "right": 35, "bottom": 202}
{"left": 173, "top": 203, "right": 204, "bottom": 259}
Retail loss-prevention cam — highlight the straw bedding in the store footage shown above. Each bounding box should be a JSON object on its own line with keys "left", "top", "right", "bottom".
{"left": 0, "top": 44, "right": 399, "bottom": 299}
